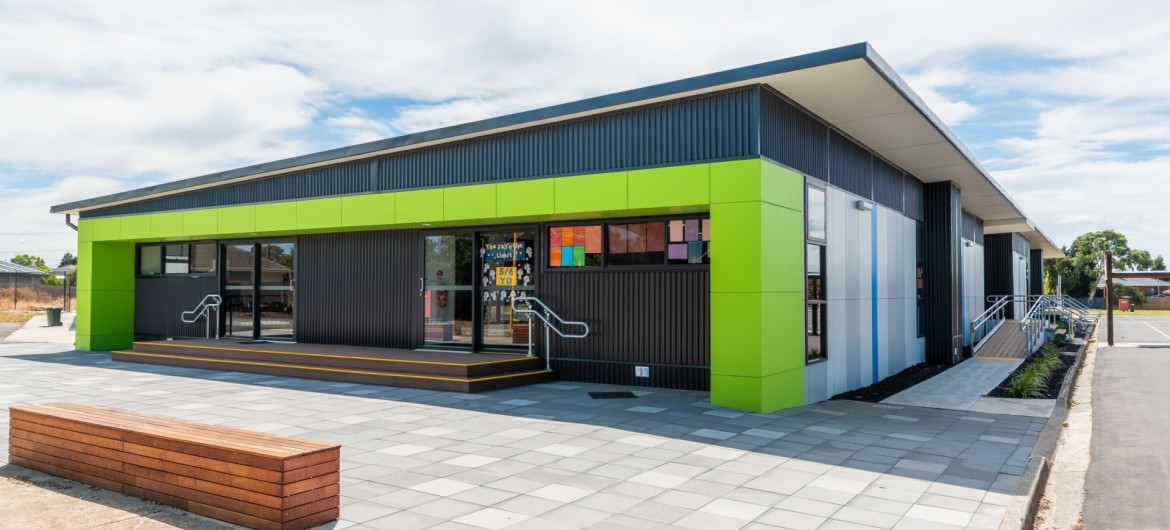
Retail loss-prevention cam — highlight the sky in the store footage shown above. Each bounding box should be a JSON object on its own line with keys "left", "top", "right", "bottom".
{"left": 1, "top": 1, "right": 1168, "bottom": 268}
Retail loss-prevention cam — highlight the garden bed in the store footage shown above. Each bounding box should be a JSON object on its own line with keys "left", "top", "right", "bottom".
{"left": 987, "top": 349, "right": 1077, "bottom": 399}
{"left": 830, "top": 362, "right": 953, "bottom": 403}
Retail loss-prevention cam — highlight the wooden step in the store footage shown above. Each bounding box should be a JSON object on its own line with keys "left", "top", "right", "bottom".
{"left": 131, "top": 341, "right": 543, "bottom": 378}
{"left": 112, "top": 350, "right": 556, "bottom": 393}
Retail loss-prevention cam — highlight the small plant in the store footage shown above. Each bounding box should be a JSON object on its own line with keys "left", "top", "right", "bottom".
{"left": 1008, "top": 342, "right": 1062, "bottom": 398}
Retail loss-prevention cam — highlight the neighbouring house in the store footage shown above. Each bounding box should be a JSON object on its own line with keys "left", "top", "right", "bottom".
{"left": 1, "top": 259, "right": 47, "bottom": 288}
{"left": 1095, "top": 276, "right": 1170, "bottom": 298}
{"left": 51, "top": 43, "right": 1061, "bottom": 412}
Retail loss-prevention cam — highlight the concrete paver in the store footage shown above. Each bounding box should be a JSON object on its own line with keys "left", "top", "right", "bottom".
{"left": 0, "top": 342, "right": 1048, "bottom": 529}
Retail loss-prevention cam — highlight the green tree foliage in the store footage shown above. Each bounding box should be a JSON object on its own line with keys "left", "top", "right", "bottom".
{"left": 10, "top": 254, "right": 48, "bottom": 271}
{"left": 58, "top": 252, "right": 77, "bottom": 267}
{"left": 1043, "top": 229, "right": 1166, "bottom": 297}
{"left": 1111, "top": 284, "right": 1146, "bottom": 306}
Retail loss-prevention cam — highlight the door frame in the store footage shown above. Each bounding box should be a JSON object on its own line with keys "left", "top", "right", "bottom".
{"left": 219, "top": 238, "right": 298, "bottom": 342}
{"left": 419, "top": 224, "right": 539, "bottom": 352}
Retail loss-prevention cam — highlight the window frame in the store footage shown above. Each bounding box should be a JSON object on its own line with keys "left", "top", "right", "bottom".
{"left": 136, "top": 241, "right": 218, "bottom": 278}
{"left": 805, "top": 179, "right": 828, "bottom": 365}
{"left": 542, "top": 213, "right": 711, "bottom": 273}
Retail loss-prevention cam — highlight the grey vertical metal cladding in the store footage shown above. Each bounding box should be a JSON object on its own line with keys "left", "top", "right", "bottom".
{"left": 541, "top": 269, "right": 710, "bottom": 391}
{"left": 961, "top": 210, "right": 984, "bottom": 245}
{"left": 83, "top": 89, "right": 758, "bottom": 219}
{"left": 758, "top": 87, "right": 829, "bottom": 179}
{"left": 922, "top": 181, "right": 963, "bottom": 365}
{"left": 85, "top": 163, "right": 373, "bottom": 218}
{"left": 1030, "top": 249, "right": 1044, "bottom": 295}
{"left": 134, "top": 275, "right": 219, "bottom": 340}
{"left": 296, "top": 230, "right": 421, "bottom": 349}
{"left": 903, "top": 177, "right": 925, "bottom": 222}
{"left": 983, "top": 233, "right": 1016, "bottom": 315}
{"left": 871, "top": 159, "right": 904, "bottom": 212}
{"left": 829, "top": 131, "right": 872, "bottom": 200}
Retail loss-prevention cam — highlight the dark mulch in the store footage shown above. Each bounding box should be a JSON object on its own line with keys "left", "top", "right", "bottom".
{"left": 830, "top": 362, "right": 953, "bottom": 403}
{"left": 987, "top": 351, "right": 1077, "bottom": 399}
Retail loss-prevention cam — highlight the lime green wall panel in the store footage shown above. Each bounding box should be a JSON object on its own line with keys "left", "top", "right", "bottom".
{"left": 119, "top": 215, "right": 151, "bottom": 240}
{"left": 74, "top": 290, "right": 91, "bottom": 335}
{"left": 217, "top": 206, "right": 256, "bottom": 235}
{"left": 78, "top": 334, "right": 134, "bottom": 351}
{"left": 759, "top": 203, "right": 805, "bottom": 294}
{"left": 760, "top": 369, "right": 804, "bottom": 411}
{"left": 555, "top": 172, "right": 627, "bottom": 214}
{"left": 297, "top": 198, "right": 342, "bottom": 231}
{"left": 761, "top": 160, "right": 804, "bottom": 211}
{"left": 710, "top": 158, "right": 764, "bottom": 204}
{"left": 710, "top": 369, "right": 803, "bottom": 412}
{"left": 709, "top": 202, "right": 762, "bottom": 293}
{"left": 342, "top": 193, "right": 396, "bottom": 227}
{"left": 255, "top": 202, "right": 298, "bottom": 233}
{"left": 445, "top": 184, "right": 496, "bottom": 221}
{"left": 77, "top": 219, "right": 94, "bottom": 243}
{"left": 75, "top": 241, "right": 94, "bottom": 291}
{"left": 760, "top": 292, "right": 806, "bottom": 375}
{"left": 498, "top": 180, "right": 554, "bottom": 217}
{"left": 150, "top": 212, "right": 184, "bottom": 239}
{"left": 88, "top": 289, "right": 134, "bottom": 331}
{"left": 627, "top": 164, "right": 709, "bottom": 209}
{"left": 396, "top": 189, "right": 444, "bottom": 224}
{"left": 92, "top": 217, "right": 120, "bottom": 241}
{"left": 87, "top": 242, "right": 135, "bottom": 292}
{"left": 710, "top": 292, "right": 762, "bottom": 376}
{"left": 182, "top": 209, "right": 218, "bottom": 237}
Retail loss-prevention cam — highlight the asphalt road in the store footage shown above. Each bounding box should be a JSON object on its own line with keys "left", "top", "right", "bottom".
{"left": 1104, "top": 313, "right": 1170, "bottom": 344}
{"left": 1084, "top": 315, "right": 1170, "bottom": 529}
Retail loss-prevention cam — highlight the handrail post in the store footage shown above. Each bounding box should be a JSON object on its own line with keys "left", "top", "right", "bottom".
{"left": 544, "top": 310, "right": 551, "bottom": 371}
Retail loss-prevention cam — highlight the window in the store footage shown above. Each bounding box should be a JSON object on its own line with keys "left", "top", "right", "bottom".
{"left": 547, "top": 215, "right": 709, "bottom": 270}
{"left": 138, "top": 242, "right": 216, "bottom": 276}
{"left": 548, "top": 225, "right": 602, "bottom": 268}
{"left": 806, "top": 183, "right": 827, "bottom": 364}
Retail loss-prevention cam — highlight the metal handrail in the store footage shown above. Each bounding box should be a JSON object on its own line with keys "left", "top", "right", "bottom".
{"left": 1019, "top": 296, "right": 1052, "bottom": 355}
{"left": 971, "top": 296, "right": 1011, "bottom": 350}
{"left": 181, "top": 294, "right": 222, "bottom": 339}
{"left": 511, "top": 294, "right": 589, "bottom": 370}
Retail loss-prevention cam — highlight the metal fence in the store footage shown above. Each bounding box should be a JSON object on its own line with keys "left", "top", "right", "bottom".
{"left": 0, "top": 284, "right": 76, "bottom": 311}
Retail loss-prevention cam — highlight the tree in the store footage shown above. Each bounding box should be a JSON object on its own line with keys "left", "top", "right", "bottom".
{"left": 1043, "top": 229, "right": 1163, "bottom": 297}
{"left": 59, "top": 252, "right": 77, "bottom": 267}
{"left": 10, "top": 254, "right": 48, "bottom": 271}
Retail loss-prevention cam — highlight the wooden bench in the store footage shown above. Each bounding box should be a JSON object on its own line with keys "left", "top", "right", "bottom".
{"left": 8, "top": 402, "right": 340, "bottom": 530}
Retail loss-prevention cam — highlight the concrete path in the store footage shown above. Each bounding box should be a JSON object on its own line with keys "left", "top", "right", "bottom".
{"left": 881, "top": 359, "right": 1055, "bottom": 419}
{"left": 1084, "top": 315, "right": 1170, "bottom": 528}
{"left": 0, "top": 343, "right": 1047, "bottom": 529}
{"left": 3, "top": 311, "right": 75, "bottom": 344}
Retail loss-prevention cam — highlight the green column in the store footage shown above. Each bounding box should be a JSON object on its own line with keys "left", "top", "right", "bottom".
{"left": 75, "top": 239, "right": 136, "bottom": 351}
{"left": 709, "top": 159, "right": 806, "bottom": 412}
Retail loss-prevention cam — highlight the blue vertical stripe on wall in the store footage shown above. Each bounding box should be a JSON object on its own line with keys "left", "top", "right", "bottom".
{"left": 871, "top": 205, "right": 879, "bottom": 383}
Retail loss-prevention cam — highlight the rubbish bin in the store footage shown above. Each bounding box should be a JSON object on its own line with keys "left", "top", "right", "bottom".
{"left": 46, "top": 307, "right": 62, "bottom": 327}
{"left": 1119, "top": 297, "right": 1131, "bottom": 312}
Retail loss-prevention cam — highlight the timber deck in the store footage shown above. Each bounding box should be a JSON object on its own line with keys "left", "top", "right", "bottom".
{"left": 113, "top": 339, "right": 554, "bottom": 392}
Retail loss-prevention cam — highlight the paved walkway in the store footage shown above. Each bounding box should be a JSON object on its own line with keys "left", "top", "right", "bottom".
{"left": 3, "top": 311, "right": 75, "bottom": 344}
{"left": 881, "top": 358, "right": 1053, "bottom": 418}
{"left": 0, "top": 343, "right": 1045, "bottom": 529}
{"left": 1085, "top": 315, "right": 1170, "bottom": 528}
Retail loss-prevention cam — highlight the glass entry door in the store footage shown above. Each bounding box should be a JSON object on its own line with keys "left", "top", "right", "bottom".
{"left": 222, "top": 241, "right": 295, "bottom": 341}
{"left": 421, "top": 228, "right": 536, "bottom": 351}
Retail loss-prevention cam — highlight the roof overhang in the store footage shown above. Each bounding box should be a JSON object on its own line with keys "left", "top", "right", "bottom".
{"left": 50, "top": 43, "right": 1062, "bottom": 257}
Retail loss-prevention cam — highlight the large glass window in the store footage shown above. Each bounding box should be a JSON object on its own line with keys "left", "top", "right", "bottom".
{"left": 547, "top": 215, "right": 709, "bottom": 270}
{"left": 806, "top": 183, "right": 827, "bottom": 364}
{"left": 138, "top": 242, "right": 216, "bottom": 276}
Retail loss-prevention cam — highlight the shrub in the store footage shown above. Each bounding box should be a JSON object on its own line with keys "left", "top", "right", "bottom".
{"left": 1009, "top": 342, "right": 1062, "bottom": 398}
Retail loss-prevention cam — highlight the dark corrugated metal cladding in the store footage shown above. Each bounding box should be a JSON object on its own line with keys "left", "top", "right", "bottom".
{"left": 541, "top": 269, "right": 710, "bottom": 391}
{"left": 961, "top": 210, "right": 984, "bottom": 244}
{"left": 134, "top": 275, "right": 219, "bottom": 339}
{"left": 758, "top": 88, "right": 829, "bottom": 179}
{"left": 872, "top": 158, "right": 904, "bottom": 211}
{"left": 984, "top": 233, "right": 1016, "bottom": 313}
{"left": 84, "top": 89, "right": 758, "bottom": 219}
{"left": 904, "top": 177, "right": 925, "bottom": 221}
{"left": 296, "top": 230, "right": 421, "bottom": 348}
{"left": 829, "top": 131, "right": 872, "bottom": 199}
{"left": 922, "top": 181, "right": 963, "bottom": 364}
{"left": 1029, "top": 249, "right": 1044, "bottom": 295}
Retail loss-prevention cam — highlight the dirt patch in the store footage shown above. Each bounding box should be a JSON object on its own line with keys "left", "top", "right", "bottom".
{"left": 829, "top": 362, "right": 954, "bottom": 403}
{"left": 987, "top": 351, "right": 1077, "bottom": 399}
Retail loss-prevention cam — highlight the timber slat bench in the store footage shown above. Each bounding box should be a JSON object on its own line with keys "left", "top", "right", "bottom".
{"left": 8, "top": 402, "right": 340, "bottom": 530}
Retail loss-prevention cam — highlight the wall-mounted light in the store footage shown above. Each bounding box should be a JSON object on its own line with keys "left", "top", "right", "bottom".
{"left": 964, "top": 240, "right": 974, "bottom": 247}
{"left": 855, "top": 200, "right": 873, "bottom": 211}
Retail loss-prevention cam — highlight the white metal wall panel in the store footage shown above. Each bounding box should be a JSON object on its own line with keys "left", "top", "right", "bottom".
{"left": 960, "top": 241, "right": 986, "bottom": 347}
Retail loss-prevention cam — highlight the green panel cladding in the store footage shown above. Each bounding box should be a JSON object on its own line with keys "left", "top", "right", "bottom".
{"left": 72, "top": 159, "right": 810, "bottom": 413}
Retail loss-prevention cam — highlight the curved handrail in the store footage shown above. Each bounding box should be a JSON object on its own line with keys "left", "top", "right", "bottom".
{"left": 511, "top": 295, "right": 589, "bottom": 338}
{"left": 181, "top": 294, "right": 222, "bottom": 323}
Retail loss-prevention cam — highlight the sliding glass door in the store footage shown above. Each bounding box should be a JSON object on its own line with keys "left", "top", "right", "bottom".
{"left": 222, "top": 240, "right": 295, "bottom": 341}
